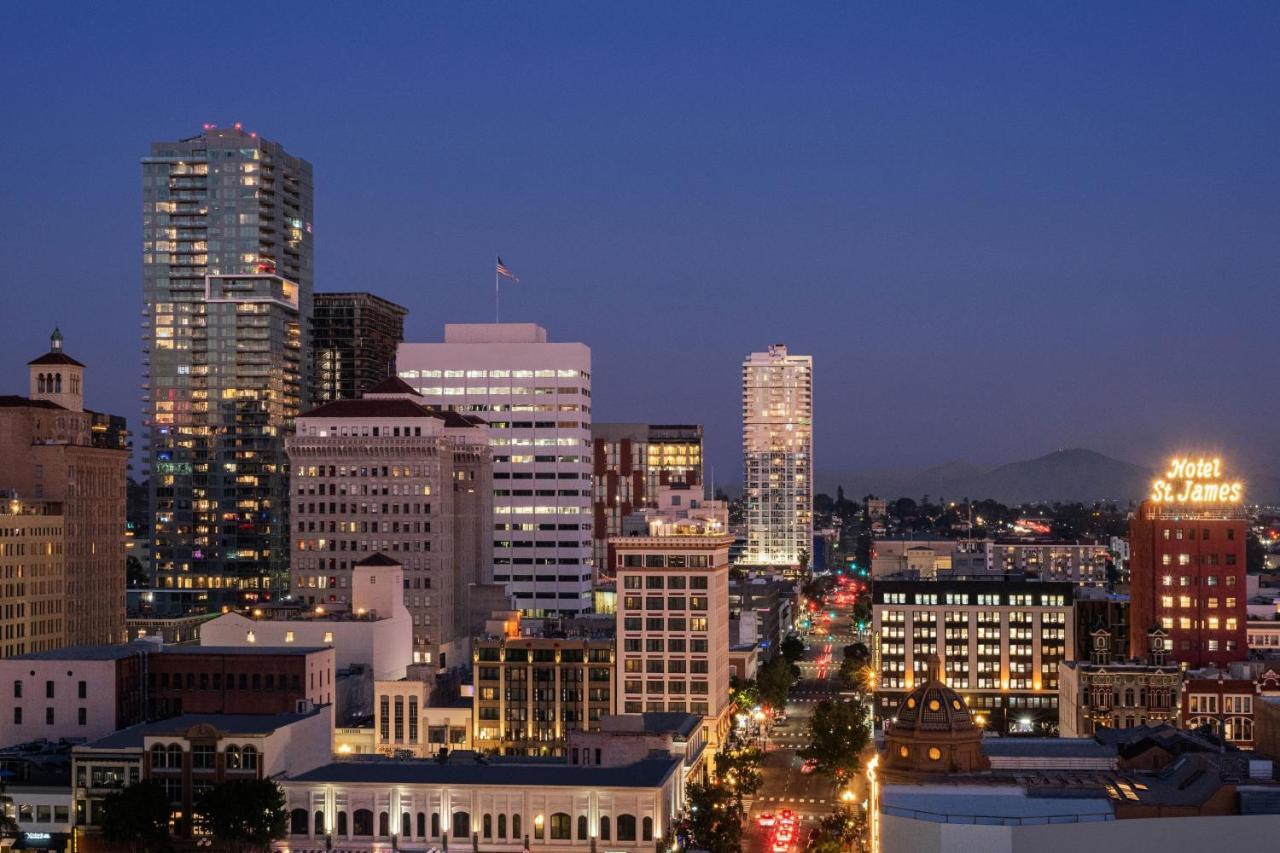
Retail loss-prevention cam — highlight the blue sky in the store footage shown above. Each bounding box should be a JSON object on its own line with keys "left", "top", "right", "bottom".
{"left": 2, "top": 2, "right": 1278, "bottom": 483}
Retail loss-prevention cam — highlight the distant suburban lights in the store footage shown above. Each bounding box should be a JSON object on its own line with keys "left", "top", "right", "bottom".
{"left": 1149, "top": 456, "right": 1243, "bottom": 503}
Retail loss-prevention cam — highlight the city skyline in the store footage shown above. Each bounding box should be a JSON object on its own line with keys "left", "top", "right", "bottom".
{"left": 4, "top": 4, "right": 1280, "bottom": 484}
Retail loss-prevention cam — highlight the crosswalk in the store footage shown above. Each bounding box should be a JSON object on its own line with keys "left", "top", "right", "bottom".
{"left": 757, "top": 796, "right": 828, "bottom": 805}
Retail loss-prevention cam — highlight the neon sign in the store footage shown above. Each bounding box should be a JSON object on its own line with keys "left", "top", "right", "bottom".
{"left": 1150, "top": 457, "right": 1243, "bottom": 504}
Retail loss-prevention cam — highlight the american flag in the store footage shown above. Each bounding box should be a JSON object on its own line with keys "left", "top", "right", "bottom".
{"left": 496, "top": 257, "right": 519, "bottom": 283}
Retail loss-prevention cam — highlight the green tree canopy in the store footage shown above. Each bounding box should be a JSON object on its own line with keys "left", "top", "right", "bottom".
{"left": 779, "top": 634, "right": 805, "bottom": 663}
{"left": 99, "top": 781, "right": 172, "bottom": 853}
{"left": 800, "top": 698, "right": 871, "bottom": 782}
{"left": 673, "top": 779, "right": 743, "bottom": 853}
{"left": 757, "top": 654, "right": 796, "bottom": 711}
{"left": 196, "top": 779, "right": 287, "bottom": 853}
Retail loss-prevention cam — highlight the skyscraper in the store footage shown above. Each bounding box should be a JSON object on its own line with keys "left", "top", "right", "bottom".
{"left": 142, "top": 125, "right": 314, "bottom": 606}
{"left": 742, "top": 344, "right": 813, "bottom": 568}
{"left": 398, "top": 323, "right": 593, "bottom": 616}
{"left": 311, "top": 292, "right": 408, "bottom": 403}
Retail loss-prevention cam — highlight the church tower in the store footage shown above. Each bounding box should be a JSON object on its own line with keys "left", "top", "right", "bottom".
{"left": 28, "top": 327, "right": 85, "bottom": 412}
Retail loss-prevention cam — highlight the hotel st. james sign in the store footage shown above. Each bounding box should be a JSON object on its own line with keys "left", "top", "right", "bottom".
{"left": 1150, "top": 457, "right": 1243, "bottom": 504}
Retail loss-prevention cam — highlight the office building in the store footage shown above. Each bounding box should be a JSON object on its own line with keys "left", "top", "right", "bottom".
{"left": 0, "top": 331, "right": 129, "bottom": 648}
{"left": 145, "top": 645, "right": 335, "bottom": 717}
{"left": 612, "top": 518, "right": 734, "bottom": 762}
{"left": 370, "top": 676, "right": 472, "bottom": 758}
{"left": 1181, "top": 663, "right": 1261, "bottom": 749}
{"left": 312, "top": 292, "right": 408, "bottom": 403}
{"left": 741, "top": 345, "right": 812, "bottom": 569}
{"left": 286, "top": 380, "right": 494, "bottom": 666}
{"left": 471, "top": 624, "right": 614, "bottom": 757}
{"left": 143, "top": 125, "right": 313, "bottom": 608}
{"left": 398, "top": 324, "right": 593, "bottom": 616}
{"left": 590, "top": 423, "right": 703, "bottom": 579}
{"left": 1058, "top": 626, "right": 1181, "bottom": 738}
{"left": 1129, "top": 457, "right": 1248, "bottom": 668}
{"left": 0, "top": 498, "right": 65, "bottom": 659}
{"left": 1075, "top": 587, "right": 1132, "bottom": 661}
{"left": 871, "top": 579, "right": 1074, "bottom": 733}
{"left": 278, "top": 750, "right": 682, "bottom": 852}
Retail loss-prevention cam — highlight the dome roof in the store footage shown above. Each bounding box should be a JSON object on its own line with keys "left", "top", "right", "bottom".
{"left": 893, "top": 655, "right": 978, "bottom": 735}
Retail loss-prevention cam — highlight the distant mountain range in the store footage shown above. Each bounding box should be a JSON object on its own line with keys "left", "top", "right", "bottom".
{"left": 816, "top": 448, "right": 1280, "bottom": 505}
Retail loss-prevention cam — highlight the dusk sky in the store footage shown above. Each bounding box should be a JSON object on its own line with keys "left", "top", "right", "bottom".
{"left": 3, "top": 2, "right": 1278, "bottom": 485}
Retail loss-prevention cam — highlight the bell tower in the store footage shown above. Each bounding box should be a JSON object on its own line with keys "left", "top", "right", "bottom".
{"left": 28, "top": 327, "right": 85, "bottom": 412}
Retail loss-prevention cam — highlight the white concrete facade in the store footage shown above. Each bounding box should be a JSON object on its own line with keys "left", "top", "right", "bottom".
{"left": 0, "top": 655, "right": 130, "bottom": 748}
{"left": 398, "top": 324, "right": 593, "bottom": 616}
{"left": 200, "top": 561, "right": 412, "bottom": 680}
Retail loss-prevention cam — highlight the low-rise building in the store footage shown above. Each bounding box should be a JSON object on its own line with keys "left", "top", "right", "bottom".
{"left": 1058, "top": 626, "right": 1181, "bottom": 738}
{"left": 1182, "top": 663, "right": 1261, "bottom": 749}
{"left": 471, "top": 625, "right": 615, "bottom": 757}
{"left": 0, "top": 741, "right": 73, "bottom": 852}
{"left": 568, "top": 712, "right": 708, "bottom": 781}
{"left": 1247, "top": 619, "right": 1280, "bottom": 652}
{"left": 279, "top": 750, "right": 682, "bottom": 852}
{"left": 199, "top": 554, "right": 412, "bottom": 681}
{"left": 371, "top": 676, "right": 472, "bottom": 757}
{"left": 146, "top": 646, "right": 335, "bottom": 717}
{"left": 72, "top": 707, "right": 332, "bottom": 839}
{"left": 728, "top": 578, "right": 797, "bottom": 653}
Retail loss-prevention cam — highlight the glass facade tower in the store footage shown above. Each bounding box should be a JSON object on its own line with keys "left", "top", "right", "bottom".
{"left": 142, "top": 125, "right": 314, "bottom": 606}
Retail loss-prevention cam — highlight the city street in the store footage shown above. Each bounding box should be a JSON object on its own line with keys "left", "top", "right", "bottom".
{"left": 744, "top": 591, "right": 865, "bottom": 852}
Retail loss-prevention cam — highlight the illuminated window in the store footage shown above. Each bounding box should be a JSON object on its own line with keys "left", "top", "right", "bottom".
{"left": 898, "top": 746, "right": 909, "bottom": 758}
{"left": 1180, "top": 618, "right": 1192, "bottom": 630}
{"left": 1161, "top": 596, "right": 1174, "bottom": 608}
{"left": 927, "top": 747, "right": 942, "bottom": 761}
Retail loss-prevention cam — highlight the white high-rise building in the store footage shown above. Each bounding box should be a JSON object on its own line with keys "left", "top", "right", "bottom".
{"left": 398, "top": 324, "right": 593, "bottom": 616}
{"left": 742, "top": 344, "right": 813, "bottom": 568}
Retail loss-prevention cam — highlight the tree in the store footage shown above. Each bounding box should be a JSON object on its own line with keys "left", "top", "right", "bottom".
{"left": 757, "top": 654, "right": 795, "bottom": 711}
{"left": 126, "top": 555, "right": 148, "bottom": 588}
{"left": 196, "top": 779, "right": 287, "bottom": 853}
{"left": 779, "top": 635, "right": 805, "bottom": 664}
{"left": 673, "top": 779, "right": 742, "bottom": 853}
{"left": 99, "top": 781, "right": 172, "bottom": 853}
{"left": 715, "top": 746, "right": 763, "bottom": 804}
{"left": 810, "top": 806, "right": 865, "bottom": 852}
{"left": 798, "top": 548, "right": 810, "bottom": 573}
{"left": 800, "top": 698, "right": 870, "bottom": 782}
{"left": 843, "top": 642, "right": 870, "bottom": 670}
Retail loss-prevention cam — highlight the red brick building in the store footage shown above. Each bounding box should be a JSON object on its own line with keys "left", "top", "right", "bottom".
{"left": 1181, "top": 666, "right": 1258, "bottom": 749}
{"left": 1129, "top": 462, "right": 1247, "bottom": 668}
{"left": 146, "top": 646, "right": 335, "bottom": 717}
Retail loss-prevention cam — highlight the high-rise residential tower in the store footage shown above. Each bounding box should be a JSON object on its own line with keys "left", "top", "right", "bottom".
{"left": 398, "top": 324, "right": 593, "bottom": 616}
{"left": 142, "top": 125, "right": 314, "bottom": 607}
{"left": 741, "top": 344, "right": 813, "bottom": 569}
{"left": 311, "top": 292, "right": 408, "bottom": 403}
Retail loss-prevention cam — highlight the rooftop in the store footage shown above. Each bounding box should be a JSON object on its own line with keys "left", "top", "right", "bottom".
{"left": 881, "top": 784, "right": 1115, "bottom": 825}
{"left": 82, "top": 711, "right": 322, "bottom": 750}
{"left": 9, "top": 644, "right": 151, "bottom": 661}
{"left": 982, "top": 737, "right": 1117, "bottom": 760}
{"left": 27, "top": 352, "right": 85, "bottom": 368}
{"left": 290, "top": 753, "right": 680, "bottom": 789}
{"left": 0, "top": 395, "right": 64, "bottom": 410}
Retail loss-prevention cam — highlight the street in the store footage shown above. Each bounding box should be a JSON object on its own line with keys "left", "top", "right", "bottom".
{"left": 744, "top": 591, "right": 865, "bottom": 852}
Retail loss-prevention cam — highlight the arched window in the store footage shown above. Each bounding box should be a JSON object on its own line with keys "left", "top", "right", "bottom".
{"left": 337, "top": 812, "right": 348, "bottom": 836}
{"left": 150, "top": 744, "right": 167, "bottom": 769}
{"left": 484, "top": 814, "right": 493, "bottom": 838}
{"left": 54, "top": 374, "right": 61, "bottom": 393}
{"left": 1124, "top": 688, "right": 1135, "bottom": 707}
{"left": 378, "top": 811, "right": 389, "bottom": 836}
{"left": 578, "top": 815, "right": 588, "bottom": 840}
{"left": 417, "top": 812, "right": 426, "bottom": 838}
{"left": 225, "top": 745, "right": 241, "bottom": 769}
{"left": 314, "top": 811, "right": 324, "bottom": 837}
{"left": 431, "top": 813, "right": 440, "bottom": 837}
{"left": 402, "top": 812, "right": 411, "bottom": 837}
{"left": 353, "top": 809, "right": 373, "bottom": 836}
{"left": 37, "top": 374, "right": 45, "bottom": 394}
{"left": 599, "top": 816, "right": 610, "bottom": 841}
{"left": 643, "top": 816, "right": 653, "bottom": 841}
{"left": 617, "top": 814, "right": 637, "bottom": 841}
{"left": 453, "top": 811, "right": 470, "bottom": 838}
{"left": 241, "top": 745, "right": 258, "bottom": 770}
{"left": 550, "top": 812, "right": 571, "bottom": 840}
{"left": 512, "top": 814, "right": 521, "bottom": 839}
{"left": 290, "top": 809, "right": 308, "bottom": 835}
{"left": 498, "top": 814, "right": 507, "bottom": 839}
{"left": 167, "top": 743, "right": 183, "bottom": 767}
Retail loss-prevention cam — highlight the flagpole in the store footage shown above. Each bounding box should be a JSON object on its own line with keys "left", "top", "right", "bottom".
{"left": 495, "top": 260, "right": 500, "bottom": 323}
